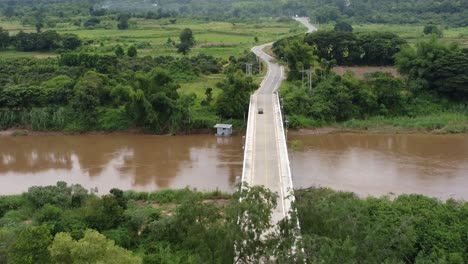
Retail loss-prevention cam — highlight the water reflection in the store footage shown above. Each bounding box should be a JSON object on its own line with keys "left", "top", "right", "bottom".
{"left": 289, "top": 133, "right": 468, "bottom": 200}
{"left": 0, "top": 135, "right": 243, "bottom": 195}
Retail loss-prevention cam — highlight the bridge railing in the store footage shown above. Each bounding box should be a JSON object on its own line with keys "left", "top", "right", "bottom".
{"left": 272, "top": 91, "right": 295, "bottom": 218}
{"left": 240, "top": 95, "right": 255, "bottom": 187}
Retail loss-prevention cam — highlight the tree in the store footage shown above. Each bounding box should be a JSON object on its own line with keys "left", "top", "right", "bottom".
{"left": 117, "top": 13, "right": 130, "bottom": 30}
{"left": 201, "top": 87, "right": 213, "bottom": 106}
{"left": 115, "top": 45, "right": 124, "bottom": 57}
{"left": 395, "top": 37, "right": 459, "bottom": 93}
{"left": 83, "top": 194, "right": 124, "bottom": 231}
{"left": 0, "top": 27, "right": 9, "bottom": 49}
{"left": 8, "top": 225, "right": 52, "bottom": 264}
{"left": 423, "top": 24, "right": 443, "bottom": 37}
{"left": 49, "top": 229, "right": 142, "bottom": 264}
{"left": 177, "top": 28, "right": 195, "bottom": 55}
{"left": 216, "top": 71, "right": 257, "bottom": 119}
{"left": 61, "top": 34, "right": 82, "bottom": 50}
{"left": 3, "top": 5, "right": 14, "bottom": 18}
{"left": 432, "top": 52, "right": 468, "bottom": 100}
{"left": 127, "top": 46, "right": 137, "bottom": 57}
{"left": 334, "top": 21, "right": 353, "bottom": 32}
{"left": 70, "top": 71, "right": 107, "bottom": 128}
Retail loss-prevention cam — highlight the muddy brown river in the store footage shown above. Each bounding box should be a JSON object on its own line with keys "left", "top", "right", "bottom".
{"left": 0, "top": 135, "right": 243, "bottom": 195}
{"left": 1, "top": 133, "right": 467, "bottom": 200}
{"left": 289, "top": 133, "right": 468, "bottom": 200}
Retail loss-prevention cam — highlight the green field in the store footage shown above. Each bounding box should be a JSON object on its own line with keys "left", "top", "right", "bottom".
{"left": 1, "top": 17, "right": 302, "bottom": 59}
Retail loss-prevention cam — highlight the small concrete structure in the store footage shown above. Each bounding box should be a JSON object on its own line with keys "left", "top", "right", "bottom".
{"left": 214, "top": 124, "right": 233, "bottom": 136}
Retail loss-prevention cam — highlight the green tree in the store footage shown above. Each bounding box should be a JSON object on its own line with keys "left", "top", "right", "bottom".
{"left": 334, "top": 21, "right": 353, "bottom": 32}
{"left": 201, "top": 87, "right": 213, "bottom": 106}
{"left": 117, "top": 13, "right": 130, "bottom": 30}
{"left": 177, "top": 28, "right": 195, "bottom": 55}
{"left": 8, "top": 225, "right": 52, "bottom": 264}
{"left": 432, "top": 52, "right": 468, "bottom": 99}
{"left": 70, "top": 71, "right": 107, "bottom": 129}
{"left": 49, "top": 229, "right": 141, "bottom": 264}
{"left": 83, "top": 195, "right": 124, "bottom": 231}
{"left": 61, "top": 34, "right": 82, "bottom": 50}
{"left": 115, "top": 45, "right": 125, "bottom": 57}
{"left": 3, "top": 6, "right": 14, "bottom": 18}
{"left": 127, "top": 46, "right": 137, "bottom": 57}
{"left": 216, "top": 71, "right": 257, "bottom": 119}
{"left": 0, "top": 27, "right": 9, "bottom": 49}
{"left": 423, "top": 24, "right": 443, "bottom": 37}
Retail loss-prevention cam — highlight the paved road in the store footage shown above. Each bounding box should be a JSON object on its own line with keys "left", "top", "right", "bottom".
{"left": 293, "top": 17, "right": 318, "bottom": 33}
{"left": 246, "top": 17, "right": 316, "bottom": 224}
{"left": 250, "top": 43, "right": 286, "bottom": 224}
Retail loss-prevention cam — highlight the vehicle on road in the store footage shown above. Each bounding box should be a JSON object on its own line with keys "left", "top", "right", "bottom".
{"left": 258, "top": 108, "right": 264, "bottom": 114}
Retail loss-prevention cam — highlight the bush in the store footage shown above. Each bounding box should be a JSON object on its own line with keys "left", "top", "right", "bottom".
{"left": 97, "top": 107, "right": 131, "bottom": 131}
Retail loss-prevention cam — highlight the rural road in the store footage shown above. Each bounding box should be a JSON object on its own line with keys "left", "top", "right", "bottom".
{"left": 249, "top": 17, "right": 316, "bottom": 224}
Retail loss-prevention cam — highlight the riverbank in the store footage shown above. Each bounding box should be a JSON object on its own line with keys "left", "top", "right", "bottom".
{"left": 0, "top": 126, "right": 246, "bottom": 137}
{"left": 287, "top": 111, "right": 468, "bottom": 135}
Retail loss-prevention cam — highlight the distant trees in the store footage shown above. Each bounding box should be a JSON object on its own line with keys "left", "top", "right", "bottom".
{"left": 83, "top": 17, "right": 101, "bottom": 29}
{"left": 396, "top": 37, "right": 468, "bottom": 100}
{"left": 4, "top": 31, "right": 82, "bottom": 52}
{"left": 117, "top": 13, "right": 130, "bottom": 30}
{"left": 115, "top": 45, "right": 125, "bottom": 57}
{"left": 423, "top": 24, "right": 443, "bottom": 37}
{"left": 127, "top": 46, "right": 137, "bottom": 57}
{"left": 61, "top": 34, "right": 82, "bottom": 50}
{"left": 274, "top": 31, "right": 406, "bottom": 69}
{"left": 334, "top": 21, "right": 353, "bottom": 32}
{"left": 0, "top": 27, "right": 9, "bottom": 49}
{"left": 177, "top": 28, "right": 195, "bottom": 55}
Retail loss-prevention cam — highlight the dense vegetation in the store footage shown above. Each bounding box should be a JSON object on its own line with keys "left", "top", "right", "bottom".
{"left": 0, "top": 50, "right": 258, "bottom": 133}
{"left": 1, "top": 183, "right": 466, "bottom": 263}
{"left": 0, "top": 28, "right": 82, "bottom": 52}
{"left": 1, "top": 0, "right": 467, "bottom": 26}
{"left": 274, "top": 28, "right": 468, "bottom": 132}
{"left": 295, "top": 188, "right": 468, "bottom": 263}
{"left": 0, "top": 182, "right": 283, "bottom": 264}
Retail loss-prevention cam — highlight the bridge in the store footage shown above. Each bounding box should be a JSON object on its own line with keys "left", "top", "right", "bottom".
{"left": 241, "top": 17, "right": 317, "bottom": 225}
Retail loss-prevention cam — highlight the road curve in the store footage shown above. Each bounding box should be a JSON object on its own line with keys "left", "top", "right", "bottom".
{"left": 293, "top": 17, "right": 318, "bottom": 33}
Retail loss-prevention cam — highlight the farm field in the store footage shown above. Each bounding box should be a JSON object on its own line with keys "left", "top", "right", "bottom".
{"left": 0, "top": 17, "right": 303, "bottom": 59}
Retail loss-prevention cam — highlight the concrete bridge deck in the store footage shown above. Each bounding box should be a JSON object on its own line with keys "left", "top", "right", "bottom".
{"left": 241, "top": 17, "right": 317, "bottom": 225}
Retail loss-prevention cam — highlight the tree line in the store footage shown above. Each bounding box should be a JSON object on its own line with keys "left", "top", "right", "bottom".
{"left": 274, "top": 30, "right": 467, "bottom": 129}
{"left": 2, "top": 0, "right": 467, "bottom": 26}
{"left": 0, "top": 28, "right": 82, "bottom": 52}
{"left": 0, "top": 50, "right": 258, "bottom": 132}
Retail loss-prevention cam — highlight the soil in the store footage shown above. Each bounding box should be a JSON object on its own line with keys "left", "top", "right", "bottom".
{"left": 332, "top": 66, "right": 400, "bottom": 79}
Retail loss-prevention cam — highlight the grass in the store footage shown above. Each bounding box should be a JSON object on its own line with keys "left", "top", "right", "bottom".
{"left": 340, "top": 113, "right": 468, "bottom": 133}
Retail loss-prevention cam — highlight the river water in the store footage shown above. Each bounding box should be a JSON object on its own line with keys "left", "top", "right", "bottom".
{"left": 0, "top": 135, "right": 243, "bottom": 195}
{"left": 1, "top": 133, "right": 467, "bottom": 200}
{"left": 289, "top": 133, "right": 468, "bottom": 200}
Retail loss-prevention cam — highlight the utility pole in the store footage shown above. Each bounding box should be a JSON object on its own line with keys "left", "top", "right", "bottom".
{"left": 299, "top": 66, "right": 307, "bottom": 87}
{"left": 300, "top": 67, "right": 314, "bottom": 90}
{"left": 245, "top": 63, "right": 253, "bottom": 76}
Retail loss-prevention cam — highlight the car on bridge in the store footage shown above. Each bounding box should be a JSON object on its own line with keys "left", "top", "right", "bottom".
{"left": 258, "top": 108, "right": 264, "bottom": 114}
